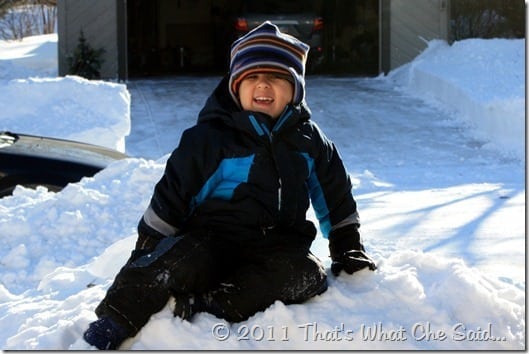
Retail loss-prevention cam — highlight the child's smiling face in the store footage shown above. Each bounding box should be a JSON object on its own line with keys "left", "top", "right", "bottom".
{"left": 238, "top": 72, "right": 294, "bottom": 119}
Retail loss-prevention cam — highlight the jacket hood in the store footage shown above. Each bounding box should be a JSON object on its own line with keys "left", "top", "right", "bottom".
{"left": 197, "top": 75, "right": 311, "bottom": 132}
{"left": 197, "top": 76, "right": 238, "bottom": 125}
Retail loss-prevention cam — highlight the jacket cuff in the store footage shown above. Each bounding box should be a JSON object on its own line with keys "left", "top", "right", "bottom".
{"left": 328, "top": 223, "right": 364, "bottom": 259}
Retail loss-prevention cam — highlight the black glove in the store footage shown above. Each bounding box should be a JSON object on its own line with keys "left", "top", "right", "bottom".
{"left": 329, "top": 224, "right": 377, "bottom": 276}
{"left": 330, "top": 250, "right": 377, "bottom": 276}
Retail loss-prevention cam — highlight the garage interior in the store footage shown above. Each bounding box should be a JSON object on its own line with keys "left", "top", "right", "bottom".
{"left": 126, "top": 0, "right": 379, "bottom": 77}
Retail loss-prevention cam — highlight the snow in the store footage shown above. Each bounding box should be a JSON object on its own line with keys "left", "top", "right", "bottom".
{"left": 0, "top": 34, "right": 130, "bottom": 152}
{"left": 390, "top": 39, "right": 525, "bottom": 160}
{"left": 0, "top": 34, "right": 525, "bottom": 350}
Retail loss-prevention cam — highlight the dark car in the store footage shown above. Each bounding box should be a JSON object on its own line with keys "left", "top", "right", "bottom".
{"left": 233, "top": 0, "right": 324, "bottom": 72}
{"left": 0, "top": 131, "right": 128, "bottom": 198}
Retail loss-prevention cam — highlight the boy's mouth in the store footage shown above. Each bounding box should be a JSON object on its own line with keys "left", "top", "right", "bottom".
{"left": 254, "top": 96, "right": 273, "bottom": 104}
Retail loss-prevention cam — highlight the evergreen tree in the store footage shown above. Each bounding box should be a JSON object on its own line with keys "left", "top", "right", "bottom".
{"left": 67, "top": 30, "right": 105, "bottom": 79}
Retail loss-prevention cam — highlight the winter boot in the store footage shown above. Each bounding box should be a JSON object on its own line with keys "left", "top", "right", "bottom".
{"left": 83, "top": 317, "right": 129, "bottom": 350}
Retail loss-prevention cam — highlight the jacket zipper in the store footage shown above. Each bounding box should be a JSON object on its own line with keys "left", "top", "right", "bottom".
{"left": 271, "top": 107, "right": 292, "bottom": 213}
{"left": 248, "top": 108, "right": 292, "bottom": 232}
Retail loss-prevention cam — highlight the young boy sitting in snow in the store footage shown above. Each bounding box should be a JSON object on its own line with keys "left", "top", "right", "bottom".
{"left": 83, "top": 21, "right": 376, "bottom": 350}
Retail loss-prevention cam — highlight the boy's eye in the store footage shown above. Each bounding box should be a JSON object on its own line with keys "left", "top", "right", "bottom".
{"left": 268, "top": 73, "right": 285, "bottom": 80}
{"left": 272, "top": 74, "right": 290, "bottom": 81}
{"left": 242, "top": 73, "right": 289, "bottom": 82}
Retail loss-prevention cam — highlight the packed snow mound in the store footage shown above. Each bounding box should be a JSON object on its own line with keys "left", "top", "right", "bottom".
{"left": 0, "top": 33, "right": 130, "bottom": 152}
{"left": 0, "top": 157, "right": 162, "bottom": 295}
{"left": 0, "top": 75, "right": 130, "bottom": 152}
{"left": 389, "top": 38, "right": 525, "bottom": 160}
{"left": 0, "top": 155, "right": 525, "bottom": 350}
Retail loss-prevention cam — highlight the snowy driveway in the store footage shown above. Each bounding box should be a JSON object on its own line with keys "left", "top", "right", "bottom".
{"left": 127, "top": 76, "right": 520, "bottom": 183}
{"left": 125, "top": 76, "right": 524, "bottom": 288}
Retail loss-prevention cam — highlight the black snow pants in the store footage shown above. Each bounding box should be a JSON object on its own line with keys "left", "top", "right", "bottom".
{"left": 95, "top": 230, "right": 328, "bottom": 337}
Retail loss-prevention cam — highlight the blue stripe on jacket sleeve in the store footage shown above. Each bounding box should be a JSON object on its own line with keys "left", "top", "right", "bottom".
{"left": 301, "top": 152, "right": 332, "bottom": 238}
{"left": 192, "top": 155, "right": 255, "bottom": 209}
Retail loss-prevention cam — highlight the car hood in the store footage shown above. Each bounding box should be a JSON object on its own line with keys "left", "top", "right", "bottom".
{"left": 0, "top": 131, "right": 128, "bottom": 168}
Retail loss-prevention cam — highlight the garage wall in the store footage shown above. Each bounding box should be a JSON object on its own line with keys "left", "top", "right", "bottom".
{"left": 57, "top": 0, "right": 121, "bottom": 79}
{"left": 386, "top": 0, "right": 449, "bottom": 71}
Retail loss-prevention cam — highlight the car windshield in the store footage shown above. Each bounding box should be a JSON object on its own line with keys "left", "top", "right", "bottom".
{"left": 243, "top": 0, "right": 314, "bottom": 14}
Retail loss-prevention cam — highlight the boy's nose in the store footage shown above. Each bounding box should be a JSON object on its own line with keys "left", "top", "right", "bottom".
{"left": 256, "top": 77, "right": 270, "bottom": 87}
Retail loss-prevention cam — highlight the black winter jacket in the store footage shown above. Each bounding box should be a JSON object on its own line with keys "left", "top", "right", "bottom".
{"left": 145, "top": 76, "right": 359, "bottom": 244}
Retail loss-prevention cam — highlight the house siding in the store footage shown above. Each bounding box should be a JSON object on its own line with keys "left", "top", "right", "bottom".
{"left": 388, "top": 0, "right": 449, "bottom": 70}
{"left": 57, "top": 0, "right": 120, "bottom": 79}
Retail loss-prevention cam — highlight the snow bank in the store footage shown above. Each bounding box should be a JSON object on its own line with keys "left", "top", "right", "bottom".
{"left": 0, "top": 157, "right": 162, "bottom": 295}
{"left": 0, "top": 34, "right": 130, "bottom": 152}
{"left": 0, "top": 76, "right": 130, "bottom": 152}
{"left": 389, "top": 38, "right": 525, "bottom": 161}
{"left": 1, "top": 159, "right": 525, "bottom": 350}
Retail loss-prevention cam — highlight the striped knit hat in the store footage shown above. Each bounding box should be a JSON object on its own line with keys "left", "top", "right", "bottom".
{"left": 228, "top": 21, "right": 310, "bottom": 106}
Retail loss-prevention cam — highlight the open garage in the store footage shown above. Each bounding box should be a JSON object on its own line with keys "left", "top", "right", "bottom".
{"left": 126, "top": 0, "right": 379, "bottom": 77}
{"left": 58, "top": 0, "right": 455, "bottom": 80}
